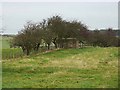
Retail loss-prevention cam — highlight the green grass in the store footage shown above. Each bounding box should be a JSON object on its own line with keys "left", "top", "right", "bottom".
{"left": 0, "top": 36, "right": 24, "bottom": 59}
{"left": 2, "top": 47, "right": 118, "bottom": 88}
{"left": 2, "top": 48, "right": 23, "bottom": 59}
{"left": 0, "top": 36, "right": 12, "bottom": 49}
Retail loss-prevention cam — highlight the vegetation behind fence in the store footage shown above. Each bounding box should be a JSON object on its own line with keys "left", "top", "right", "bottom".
{"left": 2, "top": 48, "right": 23, "bottom": 59}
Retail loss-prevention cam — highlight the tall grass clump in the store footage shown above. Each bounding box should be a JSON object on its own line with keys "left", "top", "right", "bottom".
{"left": 2, "top": 48, "right": 23, "bottom": 59}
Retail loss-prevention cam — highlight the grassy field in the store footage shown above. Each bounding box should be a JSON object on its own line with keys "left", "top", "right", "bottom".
{"left": 2, "top": 48, "right": 23, "bottom": 59}
{"left": 0, "top": 36, "right": 12, "bottom": 49}
{"left": 2, "top": 47, "right": 118, "bottom": 88}
{"left": 1, "top": 36, "right": 24, "bottom": 59}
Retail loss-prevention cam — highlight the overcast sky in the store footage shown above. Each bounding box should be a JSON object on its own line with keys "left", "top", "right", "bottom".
{"left": 1, "top": 2, "right": 118, "bottom": 34}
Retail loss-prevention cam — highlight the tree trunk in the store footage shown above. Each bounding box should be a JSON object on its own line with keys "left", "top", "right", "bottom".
{"left": 36, "top": 43, "right": 40, "bottom": 51}
{"left": 22, "top": 46, "right": 26, "bottom": 54}
{"left": 55, "top": 43, "right": 57, "bottom": 48}
{"left": 34, "top": 43, "right": 40, "bottom": 51}
{"left": 47, "top": 43, "right": 50, "bottom": 50}
{"left": 53, "top": 38, "right": 57, "bottom": 48}
{"left": 26, "top": 49, "right": 30, "bottom": 55}
{"left": 60, "top": 42, "right": 63, "bottom": 48}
